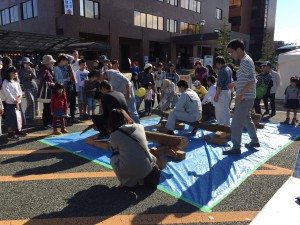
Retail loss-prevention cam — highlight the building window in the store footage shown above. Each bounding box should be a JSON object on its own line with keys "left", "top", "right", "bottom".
{"left": 1, "top": 9, "right": 9, "bottom": 25}
{"left": 180, "top": 21, "right": 199, "bottom": 34}
{"left": 21, "top": 0, "right": 38, "bottom": 20}
{"left": 216, "top": 8, "right": 222, "bottom": 20}
{"left": 9, "top": 6, "right": 19, "bottom": 23}
{"left": 134, "top": 11, "right": 163, "bottom": 30}
{"left": 167, "top": 18, "right": 177, "bottom": 33}
{"left": 181, "top": 0, "right": 200, "bottom": 13}
{"left": 157, "top": 0, "right": 163, "bottom": 2}
{"left": 166, "top": 0, "right": 178, "bottom": 6}
{"left": 79, "top": 0, "right": 100, "bottom": 19}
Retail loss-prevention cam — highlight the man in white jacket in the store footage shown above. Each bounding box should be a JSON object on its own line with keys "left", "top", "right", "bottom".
{"left": 165, "top": 80, "right": 202, "bottom": 135}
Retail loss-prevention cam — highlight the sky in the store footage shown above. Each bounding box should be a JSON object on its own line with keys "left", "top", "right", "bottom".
{"left": 274, "top": 0, "right": 300, "bottom": 44}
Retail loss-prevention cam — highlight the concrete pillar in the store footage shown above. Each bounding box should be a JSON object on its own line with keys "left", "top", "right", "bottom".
{"left": 193, "top": 45, "right": 198, "bottom": 57}
{"left": 142, "top": 28, "right": 149, "bottom": 66}
{"left": 170, "top": 42, "right": 177, "bottom": 64}
{"left": 110, "top": 34, "right": 119, "bottom": 60}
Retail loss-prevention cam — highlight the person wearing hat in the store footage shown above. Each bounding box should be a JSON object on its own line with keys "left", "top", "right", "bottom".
{"left": 164, "top": 80, "right": 202, "bottom": 135}
{"left": 39, "top": 55, "right": 56, "bottom": 128}
{"left": 253, "top": 62, "right": 273, "bottom": 115}
{"left": 193, "top": 80, "right": 207, "bottom": 101}
{"left": 19, "top": 57, "right": 39, "bottom": 120}
{"left": 137, "top": 63, "right": 156, "bottom": 111}
{"left": 262, "top": 61, "right": 281, "bottom": 116}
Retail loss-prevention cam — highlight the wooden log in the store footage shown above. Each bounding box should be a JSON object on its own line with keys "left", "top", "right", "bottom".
{"left": 152, "top": 109, "right": 231, "bottom": 133}
{"left": 145, "top": 131, "right": 189, "bottom": 150}
{"left": 85, "top": 137, "right": 111, "bottom": 150}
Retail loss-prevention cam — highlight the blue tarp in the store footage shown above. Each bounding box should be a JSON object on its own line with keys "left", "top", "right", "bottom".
{"left": 40, "top": 118, "right": 300, "bottom": 211}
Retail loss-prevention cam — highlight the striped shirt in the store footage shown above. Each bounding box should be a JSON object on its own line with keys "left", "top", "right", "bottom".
{"left": 236, "top": 54, "right": 256, "bottom": 99}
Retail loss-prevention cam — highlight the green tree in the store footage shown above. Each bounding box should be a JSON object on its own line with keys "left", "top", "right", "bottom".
{"left": 216, "top": 17, "right": 232, "bottom": 64}
{"left": 261, "top": 31, "right": 274, "bottom": 61}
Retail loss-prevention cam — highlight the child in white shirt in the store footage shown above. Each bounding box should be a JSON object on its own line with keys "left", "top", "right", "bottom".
{"left": 75, "top": 59, "right": 89, "bottom": 120}
{"left": 144, "top": 82, "right": 153, "bottom": 116}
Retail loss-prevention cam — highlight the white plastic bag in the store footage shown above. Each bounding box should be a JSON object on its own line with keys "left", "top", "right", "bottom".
{"left": 15, "top": 109, "right": 22, "bottom": 131}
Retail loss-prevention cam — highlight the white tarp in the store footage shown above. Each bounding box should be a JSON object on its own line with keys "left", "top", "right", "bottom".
{"left": 277, "top": 49, "right": 300, "bottom": 99}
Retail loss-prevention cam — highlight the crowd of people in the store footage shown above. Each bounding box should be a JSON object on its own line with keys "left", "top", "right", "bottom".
{"left": 0, "top": 38, "right": 300, "bottom": 187}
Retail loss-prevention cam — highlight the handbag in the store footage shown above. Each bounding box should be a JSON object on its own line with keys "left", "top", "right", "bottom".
{"left": 118, "top": 128, "right": 161, "bottom": 187}
{"left": 38, "top": 83, "right": 52, "bottom": 103}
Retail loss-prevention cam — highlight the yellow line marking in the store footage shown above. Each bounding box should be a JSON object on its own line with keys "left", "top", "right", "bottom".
{"left": 253, "top": 163, "right": 293, "bottom": 175}
{"left": 0, "top": 172, "right": 115, "bottom": 182}
{"left": 0, "top": 150, "right": 66, "bottom": 155}
{"left": 0, "top": 211, "right": 258, "bottom": 224}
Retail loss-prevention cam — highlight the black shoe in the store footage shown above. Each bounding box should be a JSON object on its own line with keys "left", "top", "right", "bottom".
{"left": 223, "top": 148, "right": 241, "bottom": 155}
{"left": 15, "top": 130, "right": 27, "bottom": 137}
{"left": 262, "top": 111, "right": 269, "bottom": 116}
{"left": 191, "top": 127, "right": 199, "bottom": 135}
{"left": 281, "top": 118, "right": 290, "bottom": 125}
{"left": 7, "top": 135, "right": 20, "bottom": 141}
{"left": 165, "top": 130, "right": 175, "bottom": 135}
{"left": 245, "top": 142, "right": 260, "bottom": 148}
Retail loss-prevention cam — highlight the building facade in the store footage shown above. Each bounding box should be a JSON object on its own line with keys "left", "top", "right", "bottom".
{"left": 0, "top": 0, "right": 229, "bottom": 69}
{"left": 229, "top": 0, "right": 277, "bottom": 61}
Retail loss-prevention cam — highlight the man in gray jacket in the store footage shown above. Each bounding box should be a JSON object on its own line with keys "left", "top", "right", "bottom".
{"left": 262, "top": 61, "right": 281, "bottom": 116}
{"left": 165, "top": 80, "right": 202, "bottom": 135}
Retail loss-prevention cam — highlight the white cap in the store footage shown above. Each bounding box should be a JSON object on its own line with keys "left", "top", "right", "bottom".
{"left": 144, "top": 63, "right": 153, "bottom": 70}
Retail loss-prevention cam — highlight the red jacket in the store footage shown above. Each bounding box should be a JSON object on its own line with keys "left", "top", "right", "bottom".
{"left": 50, "top": 93, "right": 68, "bottom": 113}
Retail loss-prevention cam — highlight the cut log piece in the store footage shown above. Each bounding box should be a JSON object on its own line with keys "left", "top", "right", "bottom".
{"left": 159, "top": 120, "right": 184, "bottom": 130}
{"left": 85, "top": 136, "right": 111, "bottom": 150}
{"left": 204, "top": 134, "right": 229, "bottom": 146}
{"left": 145, "top": 131, "right": 189, "bottom": 150}
{"left": 215, "top": 131, "right": 231, "bottom": 139}
{"left": 152, "top": 109, "right": 231, "bottom": 133}
{"left": 150, "top": 146, "right": 186, "bottom": 160}
{"left": 175, "top": 122, "right": 185, "bottom": 130}
{"left": 256, "top": 123, "right": 265, "bottom": 129}
{"left": 160, "top": 120, "right": 167, "bottom": 127}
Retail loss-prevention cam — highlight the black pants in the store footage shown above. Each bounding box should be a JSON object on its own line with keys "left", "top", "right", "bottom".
{"left": 253, "top": 97, "right": 263, "bottom": 114}
{"left": 43, "top": 103, "right": 53, "bottom": 126}
{"left": 91, "top": 115, "right": 109, "bottom": 135}
{"left": 263, "top": 93, "right": 276, "bottom": 113}
{"left": 67, "top": 84, "right": 77, "bottom": 118}
{"left": 201, "top": 102, "right": 215, "bottom": 122}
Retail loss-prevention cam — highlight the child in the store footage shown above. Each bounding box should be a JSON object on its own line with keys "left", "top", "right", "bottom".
{"left": 51, "top": 83, "right": 69, "bottom": 135}
{"left": 154, "top": 62, "right": 165, "bottom": 104}
{"left": 84, "top": 71, "right": 99, "bottom": 117}
{"left": 75, "top": 59, "right": 89, "bottom": 120}
{"left": 2, "top": 66, "right": 27, "bottom": 141}
{"left": 144, "top": 82, "right": 153, "bottom": 116}
{"left": 282, "top": 77, "right": 300, "bottom": 125}
{"left": 193, "top": 80, "right": 208, "bottom": 101}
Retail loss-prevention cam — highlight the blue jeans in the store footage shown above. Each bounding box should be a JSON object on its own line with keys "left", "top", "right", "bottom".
{"left": 87, "top": 98, "right": 96, "bottom": 111}
{"left": 126, "top": 88, "right": 140, "bottom": 123}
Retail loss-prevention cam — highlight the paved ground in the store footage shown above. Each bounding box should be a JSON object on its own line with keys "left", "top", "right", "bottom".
{"left": 0, "top": 101, "right": 299, "bottom": 225}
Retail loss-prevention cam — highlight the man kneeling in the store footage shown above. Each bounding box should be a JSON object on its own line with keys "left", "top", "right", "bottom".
{"left": 165, "top": 80, "right": 202, "bottom": 135}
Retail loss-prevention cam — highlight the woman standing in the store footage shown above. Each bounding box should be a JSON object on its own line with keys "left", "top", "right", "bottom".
{"left": 39, "top": 55, "right": 56, "bottom": 128}
{"left": 19, "top": 57, "right": 39, "bottom": 120}
{"left": 165, "top": 64, "right": 179, "bottom": 85}
{"left": 2, "top": 66, "right": 27, "bottom": 140}
{"left": 109, "top": 109, "right": 157, "bottom": 187}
